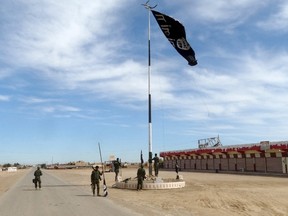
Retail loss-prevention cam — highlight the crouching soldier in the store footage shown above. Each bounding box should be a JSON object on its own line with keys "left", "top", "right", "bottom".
{"left": 91, "top": 165, "right": 102, "bottom": 196}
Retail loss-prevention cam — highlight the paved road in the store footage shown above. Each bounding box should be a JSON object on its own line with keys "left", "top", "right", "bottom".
{"left": 0, "top": 169, "right": 141, "bottom": 216}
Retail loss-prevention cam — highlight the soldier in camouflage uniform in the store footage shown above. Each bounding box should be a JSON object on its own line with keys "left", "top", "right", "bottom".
{"left": 113, "top": 158, "right": 121, "bottom": 182}
{"left": 34, "top": 167, "right": 42, "bottom": 189}
{"left": 175, "top": 160, "right": 180, "bottom": 179}
{"left": 91, "top": 165, "right": 102, "bottom": 196}
{"left": 152, "top": 153, "right": 160, "bottom": 177}
{"left": 137, "top": 165, "right": 146, "bottom": 191}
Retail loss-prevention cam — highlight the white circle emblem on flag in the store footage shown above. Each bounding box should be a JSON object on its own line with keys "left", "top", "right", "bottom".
{"left": 177, "top": 38, "right": 191, "bottom": 50}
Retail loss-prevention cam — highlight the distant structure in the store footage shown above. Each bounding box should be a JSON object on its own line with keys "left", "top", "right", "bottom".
{"left": 160, "top": 140, "right": 288, "bottom": 174}
{"left": 7, "top": 167, "right": 17, "bottom": 172}
{"left": 198, "top": 136, "right": 222, "bottom": 149}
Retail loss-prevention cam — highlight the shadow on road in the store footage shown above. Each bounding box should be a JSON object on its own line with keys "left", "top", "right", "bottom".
{"left": 75, "top": 195, "right": 93, "bottom": 197}
{"left": 22, "top": 189, "right": 39, "bottom": 191}
{"left": 42, "top": 184, "right": 89, "bottom": 187}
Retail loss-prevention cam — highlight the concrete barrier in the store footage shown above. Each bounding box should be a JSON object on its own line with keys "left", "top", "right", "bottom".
{"left": 114, "top": 177, "right": 185, "bottom": 190}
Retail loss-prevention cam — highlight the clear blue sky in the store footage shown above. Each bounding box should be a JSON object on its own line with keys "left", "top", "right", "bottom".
{"left": 0, "top": 0, "right": 287, "bottom": 165}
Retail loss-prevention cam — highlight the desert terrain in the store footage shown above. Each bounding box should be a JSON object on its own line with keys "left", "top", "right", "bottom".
{"left": 1, "top": 168, "right": 288, "bottom": 216}
{"left": 0, "top": 169, "right": 30, "bottom": 195}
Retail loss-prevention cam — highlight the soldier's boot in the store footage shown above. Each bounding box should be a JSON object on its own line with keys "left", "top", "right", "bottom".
{"left": 92, "top": 187, "right": 95, "bottom": 196}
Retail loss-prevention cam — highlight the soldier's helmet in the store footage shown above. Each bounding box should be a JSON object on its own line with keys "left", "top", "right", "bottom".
{"left": 92, "top": 165, "right": 99, "bottom": 169}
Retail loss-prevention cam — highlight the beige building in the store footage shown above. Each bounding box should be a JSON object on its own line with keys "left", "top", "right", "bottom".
{"left": 160, "top": 141, "right": 288, "bottom": 174}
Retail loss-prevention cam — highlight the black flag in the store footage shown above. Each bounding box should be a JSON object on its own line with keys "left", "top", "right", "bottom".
{"left": 151, "top": 10, "right": 197, "bottom": 66}
{"left": 141, "top": 150, "right": 144, "bottom": 165}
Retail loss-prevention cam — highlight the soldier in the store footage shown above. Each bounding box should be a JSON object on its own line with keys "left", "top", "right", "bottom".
{"left": 91, "top": 165, "right": 102, "bottom": 196}
{"left": 175, "top": 160, "right": 180, "bottom": 179}
{"left": 152, "top": 153, "right": 160, "bottom": 177}
{"left": 137, "top": 164, "right": 146, "bottom": 191}
{"left": 34, "top": 167, "right": 42, "bottom": 189}
{"left": 113, "top": 158, "right": 121, "bottom": 181}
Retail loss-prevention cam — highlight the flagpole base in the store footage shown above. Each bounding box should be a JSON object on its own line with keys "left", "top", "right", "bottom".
{"left": 113, "top": 177, "right": 185, "bottom": 190}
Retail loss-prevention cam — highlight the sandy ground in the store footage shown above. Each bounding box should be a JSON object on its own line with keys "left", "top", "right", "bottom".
{"left": 0, "top": 169, "right": 30, "bottom": 195}
{"left": 1, "top": 168, "right": 288, "bottom": 216}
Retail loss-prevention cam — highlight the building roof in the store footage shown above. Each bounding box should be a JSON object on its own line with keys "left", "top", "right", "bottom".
{"left": 160, "top": 141, "right": 288, "bottom": 157}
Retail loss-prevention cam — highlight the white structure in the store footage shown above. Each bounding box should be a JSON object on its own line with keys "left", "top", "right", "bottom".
{"left": 7, "top": 167, "right": 17, "bottom": 172}
{"left": 114, "top": 177, "right": 185, "bottom": 190}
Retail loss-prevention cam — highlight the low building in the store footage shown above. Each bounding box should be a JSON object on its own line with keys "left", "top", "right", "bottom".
{"left": 7, "top": 167, "right": 17, "bottom": 172}
{"left": 160, "top": 141, "right": 288, "bottom": 174}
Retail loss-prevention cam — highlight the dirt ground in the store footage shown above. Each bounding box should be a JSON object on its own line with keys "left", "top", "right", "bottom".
{"left": 1, "top": 168, "right": 288, "bottom": 216}
{"left": 0, "top": 169, "right": 30, "bottom": 195}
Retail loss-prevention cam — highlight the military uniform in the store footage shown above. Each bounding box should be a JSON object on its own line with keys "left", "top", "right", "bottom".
{"left": 137, "top": 166, "right": 146, "bottom": 190}
{"left": 34, "top": 167, "right": 42, "bottom": 189}
{"left": 91, "top": 166, "right": 102, "bottom": 196}
{"left": 175, "top": 161, "right": 180, "bottom": 179}
{"left": 152, "top": 153, "right": 160, "bottom": 177}
{"left": 113, "top": 158, "right": 121, "bottom": 181}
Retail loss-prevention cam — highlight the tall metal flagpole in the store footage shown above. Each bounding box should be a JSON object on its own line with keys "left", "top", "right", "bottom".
{"left": 142, "top": 0, "right": 157, "bottom": 176}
